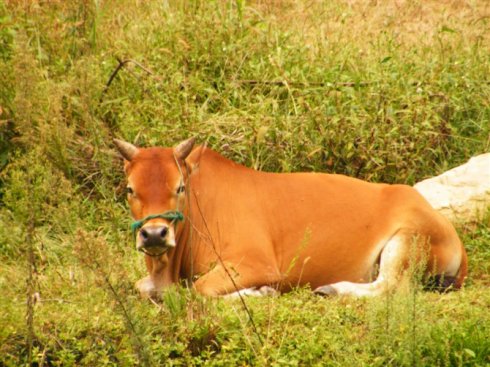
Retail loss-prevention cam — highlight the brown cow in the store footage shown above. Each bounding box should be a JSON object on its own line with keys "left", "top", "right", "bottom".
{"left": 114, "top": 138, "right": 467, "bottom": 298}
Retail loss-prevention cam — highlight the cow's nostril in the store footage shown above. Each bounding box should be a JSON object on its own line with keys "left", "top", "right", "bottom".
{"left": 140, "top": 225, "right": 169, "bottom": 248}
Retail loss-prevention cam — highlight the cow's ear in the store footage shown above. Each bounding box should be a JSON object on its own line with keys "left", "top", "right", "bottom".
{"left": 186, "top": 143, "right": 206, "bottom": 173}
{"left": 114, "top": 139, "right": 138, "bottom": 161}
{"left": 174, "top": 137, "right": 196, "bottom": 161}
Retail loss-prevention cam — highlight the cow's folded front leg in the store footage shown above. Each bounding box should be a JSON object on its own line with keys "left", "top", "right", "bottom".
{"left": 193, "top": 262, "right": 281, "bottom": 297}
{"left": 223, "top": 286, "right": 280, "bottom": 299}
{"left": 135, "top": 276, "right": 159, "bottom": 299}
{"left": 136, "top": 254, "right": 172, "bottom": 299}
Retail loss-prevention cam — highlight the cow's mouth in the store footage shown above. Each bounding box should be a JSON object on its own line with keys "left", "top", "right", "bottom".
{"left": 137, "top": 243, "right": 171, "bottom": 257}
{"left": 136, "top": 240, "right": 175, "bottom": 257}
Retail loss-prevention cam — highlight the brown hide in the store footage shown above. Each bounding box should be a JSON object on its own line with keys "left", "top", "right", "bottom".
{"left": 117, "top": 141, "right": 467, "bottom": 297}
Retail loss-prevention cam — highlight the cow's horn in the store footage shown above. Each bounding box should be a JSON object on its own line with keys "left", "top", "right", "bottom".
{"left": 174, "top": 137, "right": 196, "bottom": 160}
{"left": 114, "top": 139, "right": 138, "bottom": 161}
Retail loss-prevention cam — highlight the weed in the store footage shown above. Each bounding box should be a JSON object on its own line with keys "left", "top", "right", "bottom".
{"left": 1, "top": 1, "right": 489, "bottom": 365}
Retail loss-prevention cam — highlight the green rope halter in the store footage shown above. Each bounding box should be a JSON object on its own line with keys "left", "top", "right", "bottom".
{"left": 131, "top": 211, "right": 184, "bottom": 239}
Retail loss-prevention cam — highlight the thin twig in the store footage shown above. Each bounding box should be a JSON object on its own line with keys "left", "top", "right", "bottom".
{"left": 237, "top": 79, "right": 371, "bottom": 87}
{"left": 39, "top": 346, "right": 48, "bottom": 367}
{"left": 76, "top": 231, "right": 152, "bottom": 367}
{"left": 95, "top": 259, "right": 151, "bottom": 366}
{"left": 149, "top": 297, "right": 164, "bottom": 313}
{"left": 101, "top": 57, "right": 160, "bottom": 98}
{"left": 191, "top": 189, "right": 264, "bottom": 346}
{"left": 26, "top": 175, "right": 36, "bottom": 367}
{"left": 37, "top": 298, "right": 75, "bottom": 304}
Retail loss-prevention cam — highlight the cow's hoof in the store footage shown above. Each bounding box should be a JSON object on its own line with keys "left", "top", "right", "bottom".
{"left": 313, "top": 285, "right": 338, "bottom": 296}
{"left": 259, "top": 285, "right": 279, "bottom": 296}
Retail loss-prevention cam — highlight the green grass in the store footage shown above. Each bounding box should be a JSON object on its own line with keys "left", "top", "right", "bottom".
{"left": 0, "top": 0, "right": 489, "bottom": 365}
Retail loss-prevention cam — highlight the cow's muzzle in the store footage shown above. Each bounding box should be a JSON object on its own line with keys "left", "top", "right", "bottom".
{"left": 141, "top": 224, "right": 168, "bottom": 247}
{"left": 137, "top": 225, "right": 174, "bottom": 256}
{"left": 131, "top": 211, "right": 183, "bottom": 256}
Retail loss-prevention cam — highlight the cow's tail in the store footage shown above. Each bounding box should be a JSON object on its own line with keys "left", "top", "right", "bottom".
{"left": 425, "top": 240, "right": 468, "bottom": 292}
{"left": 454, "top": 240, "right": 468, "bottom": 289}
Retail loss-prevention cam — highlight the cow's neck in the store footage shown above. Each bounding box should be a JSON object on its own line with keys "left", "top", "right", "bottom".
{"left": 183, "top": 150, "right": 250, "bottom": 279}
{"left": 165, "top": 173, "right": 204, "bottom": 285}
{"left": 165, "top": 149, "right": 255, "bottom": 285}
{"left": 173, "top": 210, "right": 193, "bottom": 284}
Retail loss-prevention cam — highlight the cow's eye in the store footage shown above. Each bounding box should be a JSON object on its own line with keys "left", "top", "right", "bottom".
{"left": 126, "top": 187, "right": 134, "bottom": 195}
{"left": 176, "top": 185, "right": 185, "bottom": 194}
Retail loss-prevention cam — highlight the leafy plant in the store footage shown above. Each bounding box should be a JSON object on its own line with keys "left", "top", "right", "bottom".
{"left": 0, "top": 1, "right": 489, "bottom": 365}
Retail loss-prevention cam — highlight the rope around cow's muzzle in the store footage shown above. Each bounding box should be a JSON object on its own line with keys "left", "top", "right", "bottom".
{"left": 131, "top": 211, "right": 184, "bottom": 240}
{"left": 131, "top": 154, "right": 187, "bottom": 255}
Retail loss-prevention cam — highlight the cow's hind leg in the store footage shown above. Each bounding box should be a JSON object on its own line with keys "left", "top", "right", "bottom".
{"left": 314, "top": 231, "right": 419, "bottom": 297}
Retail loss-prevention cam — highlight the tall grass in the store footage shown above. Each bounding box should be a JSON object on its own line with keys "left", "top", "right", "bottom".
{"left": 0, "top": 0, "right": 489, "bottom": 365}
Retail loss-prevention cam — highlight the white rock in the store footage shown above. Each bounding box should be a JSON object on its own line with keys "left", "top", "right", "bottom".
{"left": 414, "top": 153, "right": 490, "bottom": 223}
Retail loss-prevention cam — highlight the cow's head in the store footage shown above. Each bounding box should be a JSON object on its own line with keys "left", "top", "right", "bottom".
{"left": 114, "top": 137, "right": 197, "bottom": 256}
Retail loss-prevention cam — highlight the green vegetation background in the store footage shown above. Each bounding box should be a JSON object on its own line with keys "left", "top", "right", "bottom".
{"left": 0, "top": 1, "right": 489, "bottom": 366}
